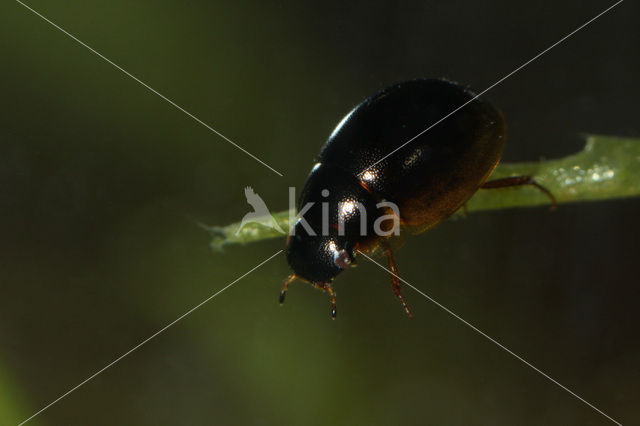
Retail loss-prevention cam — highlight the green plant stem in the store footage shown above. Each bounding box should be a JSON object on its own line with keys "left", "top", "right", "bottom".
{"left": 206, "top": 134, "right": 640, "bottom": 250}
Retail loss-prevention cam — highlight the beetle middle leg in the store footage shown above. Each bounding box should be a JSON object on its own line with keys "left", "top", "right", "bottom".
{"left": 481, "top": 175, "right": 557, "bottom": 210}
{"left": 384, "top": 246, "right": 414, "bottom": 318}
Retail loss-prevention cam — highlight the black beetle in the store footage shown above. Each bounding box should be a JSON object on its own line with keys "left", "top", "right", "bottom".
{"left": 282, "top": 79, "right": 555, "bottom": 318}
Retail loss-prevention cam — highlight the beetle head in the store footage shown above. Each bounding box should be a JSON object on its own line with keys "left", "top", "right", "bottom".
{"left": 286, "top": 223, "right": 357, "bottom": 284}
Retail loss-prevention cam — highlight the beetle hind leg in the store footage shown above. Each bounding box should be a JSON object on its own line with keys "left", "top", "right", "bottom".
{"left": 481, "top": 176, "right": 557, "bottom": 210}
{"left": 384, "top": 247, "right": 414, "bottom": 318}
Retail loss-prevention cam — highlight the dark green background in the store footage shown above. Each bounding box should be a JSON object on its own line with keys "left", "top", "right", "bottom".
{"left": 1, "top": 1, "right": 638, "bottom": 425}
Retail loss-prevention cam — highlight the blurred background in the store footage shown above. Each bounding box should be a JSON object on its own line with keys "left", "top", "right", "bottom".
{"left": 1, "top": 0, "right": 639, "bottom": 424}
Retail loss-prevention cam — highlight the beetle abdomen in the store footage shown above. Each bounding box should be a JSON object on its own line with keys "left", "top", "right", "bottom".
{"left": 318, "top": 79, "right": 505, "bottom": 231}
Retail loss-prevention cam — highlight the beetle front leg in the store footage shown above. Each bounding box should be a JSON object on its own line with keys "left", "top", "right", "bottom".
{"left": 313, "top": 282, "right": 337, "bottom": 319}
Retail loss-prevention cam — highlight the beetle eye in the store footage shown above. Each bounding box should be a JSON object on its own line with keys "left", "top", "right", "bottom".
{"left": 334, "top": 249, "right": 354, "bottom": 270}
